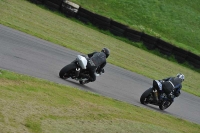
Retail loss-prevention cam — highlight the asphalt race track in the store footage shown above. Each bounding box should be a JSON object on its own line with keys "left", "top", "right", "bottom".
{"left": 0, "top": 24, "right": 200, "bottom": 124}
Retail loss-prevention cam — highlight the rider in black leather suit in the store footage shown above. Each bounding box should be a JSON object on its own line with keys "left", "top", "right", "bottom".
{"left": 156, "top": 73, "right": 185, "bottom": 101}
{"left": 83, "top": 48, "right": 110, "bottom": 83}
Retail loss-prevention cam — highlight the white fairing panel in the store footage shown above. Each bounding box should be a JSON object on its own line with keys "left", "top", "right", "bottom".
{"left": 155, "top": 80, "right": 162, "bottom": 91}
{"left": 77, "top": 55, "right": 87, "bottom": 69}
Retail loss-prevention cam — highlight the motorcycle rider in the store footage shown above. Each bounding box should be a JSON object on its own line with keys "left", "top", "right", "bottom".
{"left": 153, "top": 73, "right": 184, "bottom": 102}
{"left": 81, "top": 48, "right": 110, "bottom": 84}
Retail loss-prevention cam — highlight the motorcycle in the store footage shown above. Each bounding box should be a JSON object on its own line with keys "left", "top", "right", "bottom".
{"left": 140, "top": 80, "right": 174, "bottom": 110}
{"left": 59, "top": 55, "right": 104, "bottom": 84}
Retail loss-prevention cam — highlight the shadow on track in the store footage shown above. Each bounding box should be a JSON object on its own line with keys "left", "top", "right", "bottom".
{"left": 58, "top": 77, "right": 101, "bottom": 93}
{"left": 135, "top": 101, "right": 173, "bottom": 115}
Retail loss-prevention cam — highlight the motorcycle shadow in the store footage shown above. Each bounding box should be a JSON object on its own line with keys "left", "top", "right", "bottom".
{"left": 136, "top": 101, "right": 172, "bottom": 115}
{"left": 59, "top": 77, "right": 99, "bottom": 93}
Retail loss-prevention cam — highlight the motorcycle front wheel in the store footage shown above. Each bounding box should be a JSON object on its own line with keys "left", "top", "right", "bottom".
{"left": 159, "top": 101, "right": 172, "bottom": 110}
{"left": 140, "top": 88, "right": 153, "bottom": 105}
{"left": 59, "top": 63, "right": 76, "bottom": 79}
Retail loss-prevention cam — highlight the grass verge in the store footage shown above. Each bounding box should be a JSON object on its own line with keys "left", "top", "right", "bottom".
{"left": 0, "top": 69, "right": 200, "bottom": 132}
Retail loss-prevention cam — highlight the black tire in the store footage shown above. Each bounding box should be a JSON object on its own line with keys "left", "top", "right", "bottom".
{"left": 92, "top": 18, "right": 111, "bottom": 30}
{"left": 29, "top": 0, "right": 44, "bottom": 4}
{"left": 93, "top": 13, "right": 111, "bottom": 23}
{"left": 48, "top": 0, "right": 63, "bottom": 5}
{"left": 110, "top": 20, "right": 128, "bottom": 29}
{"left": 159, "top": 101, "right": 172, "bottom": 110}
{"left": 141, "top": 33, "right": 157, "bottom": 49}
{"left": 109, "top": 25, "right": 125, "bottom": 36}
{"left": 124, "top": 32, "right": 142, "bottom": 42}
{"left": 79, "top": 80, "right": 90, "bottom": 85}
{"left": 44, "top": 0, "right": 60, "bottom": 10}
{"left": 156, "top": 39, "right": 174, "bottom": 56}
{"left": 172, "top": 47, "right": 188, "bottom": 63}
{"left": 140, "top": 88, "right": 153, "bottom": 105}
{"left": 79, "top": 81, "right": 84, "bottom": 84}
{"left": 77, "top": 12, "right": 93, "bottom": 24}
{"left": 59, "top": 63, "right": 76, "bottom": 79}
{"left": 77, "top": 7, "right": 94, "bottom": 24}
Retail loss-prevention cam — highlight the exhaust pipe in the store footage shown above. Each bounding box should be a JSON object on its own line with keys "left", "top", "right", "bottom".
{"left": 153, "top": 89, "right": 159, "bottom": 101}
{"left": 75, "top": 68, "right": 80, "bottom": 77}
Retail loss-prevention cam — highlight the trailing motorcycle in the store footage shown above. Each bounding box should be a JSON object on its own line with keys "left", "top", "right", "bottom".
{"left": 140, "top": 80, "right": 174, "bottom": 110}
{"left": 59, "top": 55, "right": 104, "bottom": 84}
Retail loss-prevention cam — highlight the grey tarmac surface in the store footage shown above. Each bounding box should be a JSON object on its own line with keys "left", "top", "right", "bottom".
{"left": 0, "top": 24, "right": 200, "bottom": 124}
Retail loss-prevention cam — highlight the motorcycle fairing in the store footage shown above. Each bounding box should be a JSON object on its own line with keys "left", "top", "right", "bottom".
{"left": 76, "top": 55, "right": 87, "bottom": 69}
{"left": 154, "top": 80, "right": 162, "bottom": 91}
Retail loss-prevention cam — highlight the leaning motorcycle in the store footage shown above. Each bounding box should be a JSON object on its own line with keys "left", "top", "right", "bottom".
{"left": 140, "top": 80, "right": 174, "bottom": 110}
{"left": 59, "top": 55, "right": 104, "bottom": 84}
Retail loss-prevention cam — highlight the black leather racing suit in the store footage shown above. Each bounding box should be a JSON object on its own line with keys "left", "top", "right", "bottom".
{"left": 161, "top": 77, "right": 182, "bottom": 100}
{"left": 87, "top": 52, "right": 107, "bottom": 82}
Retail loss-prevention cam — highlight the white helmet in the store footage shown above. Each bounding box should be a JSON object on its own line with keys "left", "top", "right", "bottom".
{"left": 177, "top": 73, "right": 185, "bottom": 82}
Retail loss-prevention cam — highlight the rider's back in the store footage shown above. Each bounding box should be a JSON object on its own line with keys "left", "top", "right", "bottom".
{"left": 90, "top": 52, "right": 106, "bottom": 67}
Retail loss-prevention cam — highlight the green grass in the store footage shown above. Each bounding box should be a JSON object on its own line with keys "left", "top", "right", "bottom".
{"left": 0, "top": 69, "right": 200, "bottom": 133}
{"left": 71, "top": 0, "right": 200, "bottom": 55}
